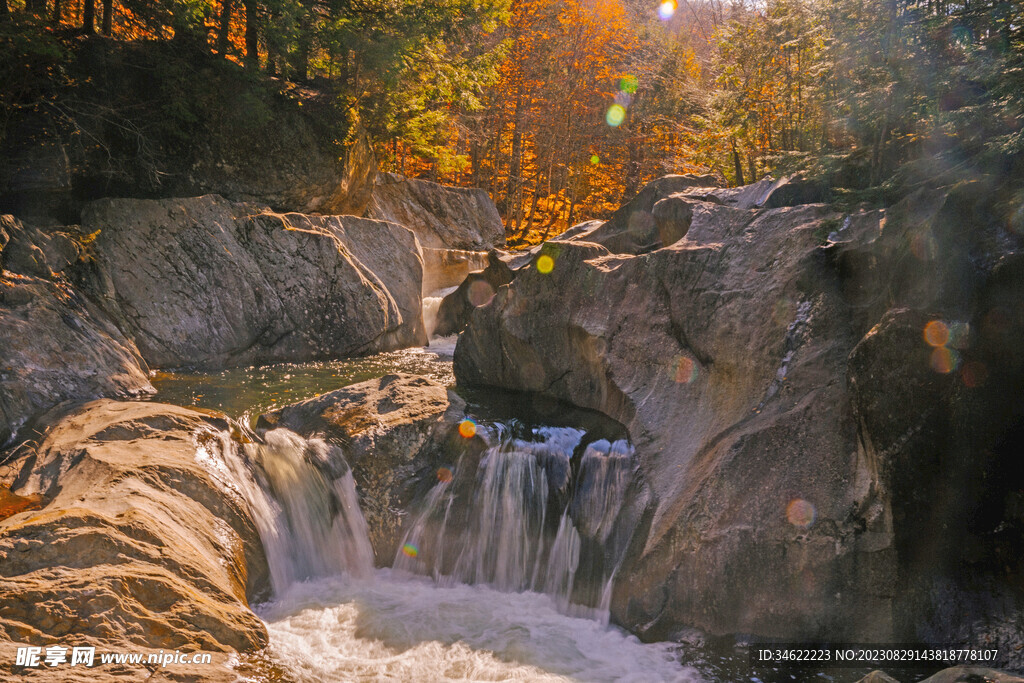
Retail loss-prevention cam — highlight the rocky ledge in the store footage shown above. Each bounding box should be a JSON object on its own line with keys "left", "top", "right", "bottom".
{"left": 455, "top": 175, "right": 1024, "bottom": 663}
{"left": 0, "top": 401, "right": 271, "bottom": 679}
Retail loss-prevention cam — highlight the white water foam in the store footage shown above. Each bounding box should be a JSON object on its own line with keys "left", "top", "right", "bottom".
{"left": 259, "top": 570, "right": 699, "bottom": 683}
{"left": 423, "top": 286, "right": 458, "bottom": 338}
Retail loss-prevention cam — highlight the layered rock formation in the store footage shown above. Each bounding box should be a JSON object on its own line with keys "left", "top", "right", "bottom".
{"left": 454, "top": 176, "right": 1024, "bottom": 658}
{"left": 0, "top": 215, "right": 153, "bottom": 448}
{"left": 0, "top": 401, "right": 270, "bottom": 657}
{"left": 80, "top": 195, "right": 426, "bottom": 370}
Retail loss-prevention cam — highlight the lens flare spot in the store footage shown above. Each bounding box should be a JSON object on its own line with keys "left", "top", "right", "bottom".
{"left": 930, "top": 346, "right": 960, "bottom": 374}
{"left": 467, "top": 279, "right": 496, "bottom": 307}
{"left": 947, "top": 321, "right": 970, "bottom": 349}
{"left": 458, "top": 419, "right": 476, "bottom": 439}
{"left": 657, "top": 0, "right": 676, "bottom": 20}
{"left": 437, "top": 467, "right": 453, "bottom": 483}
{"left": 401, "top": 543, "right": 418, "bottom": 558}
{"left": 590, "top": 154, "right": 600, "bottom": 165}
{"left": 673, "top": 356, "right": 698, "bottom": 383}
{"left": 961, "top": 360, "right": 988, "bottom": 388}
{"left": 619, "top": 74, "right": 638, "bottom": 94}
{"left": 605, "top": 104, "right": 626, "bottom": 127}
{"left": 536, "top": 254, "right": 555, "bottom": 274}
{"left": 787, "top": 499, "right": 817, "bottom": 528}
{"left": 923, "top": 320, "right": 950, "bottom": 347}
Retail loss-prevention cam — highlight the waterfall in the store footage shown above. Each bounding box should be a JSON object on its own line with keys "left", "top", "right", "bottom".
{"left": 393, "top": 425, "right": 637, "bottom": 621}
{"left": 422, "top": 286, "right": 458, "bottom": 338}
{"left": 206, "top": 426, "right": 375, "bottom": 595}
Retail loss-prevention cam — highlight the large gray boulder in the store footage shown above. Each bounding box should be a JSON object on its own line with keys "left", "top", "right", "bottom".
{"left": 582, "top": 174, "right": 720, "bottom": 254}
{"left": 80, "top": 195, "right": 426, "bottom": 370}
{"left": 0, "top": 220, "right": 153, "bottom": 447}
{"left": 258, "top": 374, "right": 477, "bottom": 563}
{"left": 368, "top": 173, "right": 504, "bottom": 251}
{"left": 454, "top": 177, "right": 1024, "bottom": 654}
{"left": 0, "top": 401, "right": 270, "bottom": 663}
{"left": 433, "top": 250, "right": 514, "bottom": 337}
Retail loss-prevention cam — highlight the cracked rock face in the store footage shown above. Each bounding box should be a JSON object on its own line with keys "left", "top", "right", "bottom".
{"left": 80, "top": 195, "right": 426, "bottom": 370}
{"left": 454, "top": 176, "right": 1024, "bottom": 650}
{"left": 0, "top": 401, "right": 270, "bottom": 661}
{"left": 0, "top": 217, "right": 153, "bottom": 447}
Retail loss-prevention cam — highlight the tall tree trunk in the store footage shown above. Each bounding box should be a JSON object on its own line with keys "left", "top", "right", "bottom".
{"left": 101, "top": 0, "right": 112, "bottom": 34}
{"left": 243, "top": 0, "right": 259, "bottom": 70}
{"left": 731, "top": 138, "right": 745, "bottom": 187}
{"left": 217, "top": 0, "right": 232, "bottom": 55}
{"left": 506, "top": 92, "right": 524, "bottom": 238}
{"left": 82, "top": 0, "right": 95, "bottom": 33}
{"left": 1, "top": 0, "right": 9, "bottom": 19}
{"left": 51, "top": 0, "right": 62, "bottom": 24}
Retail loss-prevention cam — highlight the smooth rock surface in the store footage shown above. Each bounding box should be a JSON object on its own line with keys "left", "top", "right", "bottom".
{"left": 0, "top": 401, "right": 270, "bottom": 656}
{"left": 368, "top": 173, "right": 504, "bottom": 251}
{"left": 582, "top": 174, "right": 721, "bottom": 254}
{"left": 80, "top": 195, "right": 426, "bottom": 370}
{"left": 454, "top": 177, "right": 1024, "bottom": 650}
{"left": 434, "top": 251, "right": 514, "bottom": 337}
{"left": 258, "top": 374, "right": 473, "bottom": 563}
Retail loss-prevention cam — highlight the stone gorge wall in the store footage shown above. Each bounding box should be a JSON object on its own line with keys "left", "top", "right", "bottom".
{"left": 454, "top": 176, "right": 1024, "bottom": 652}
{"left": 79, "top": 195, "right": 427, "bottom": 370}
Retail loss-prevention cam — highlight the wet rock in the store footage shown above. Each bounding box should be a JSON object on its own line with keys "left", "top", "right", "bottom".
{"left": 0, "top": 401, "right": 270, "bottom": 654}
{"left": 368, "top": 173, "right": 504, "bottom": 251}
{"left": 0, "top": 266, "right": 152, "bottom": 448}
{"left": 583, "top": 174, "right": 721, "bottom": 254}
{"left": 79, "top": 195, "right": 426, "bottom": 370}
{"left": 454, "top": 178, "right": 1024, "bottom": 646}
{"left": 433, "top": 251, "right": 514, "bottom": 337}
{"left": 258, "top": 373, "right": 474, "bottom": 563}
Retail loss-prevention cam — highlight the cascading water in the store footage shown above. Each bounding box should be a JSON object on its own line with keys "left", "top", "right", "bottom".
{"left": 204, "top": 426, "right": 375, "bottom": 592}
{"left": 422, "top": 286, "right": 458, "bottom": 338}
{"left": 393, "top": 425, "right": 638, "bottom": 622}
{"left": 200, "top": 412, "right": 695, "bottom": 681}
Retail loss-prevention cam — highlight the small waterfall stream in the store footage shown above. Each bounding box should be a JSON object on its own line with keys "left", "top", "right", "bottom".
{"left": 199, "top": 403, "right": 693, "bottom": 681}
{"left": 393, "top": 426, "right": 637, "bottom": 622}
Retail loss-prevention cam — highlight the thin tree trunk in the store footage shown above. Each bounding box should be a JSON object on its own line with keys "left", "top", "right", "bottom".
{"left": 243, "top": 0, "right": 259, "bottom": 70}
{"left": 217, "top": 0, "right": 232, "bottom": 55}
{"left": 101, "top": 0, "right": 112, "bottom": 34}
{"left": 82, "top": 0, "right": 95, "bottom": 33}
{"left": 1, "top": 0, "right": 9, "bottom": 19}
{"left": 731, "top": 138, "right": 745, "bottom": 187}
{"left": 51, "top": 0, "right": 62, "bottom": 24}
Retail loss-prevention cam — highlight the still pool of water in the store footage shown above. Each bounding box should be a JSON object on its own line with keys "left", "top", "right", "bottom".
{"left": 148, "top": 339, "right": 457, "bottom": 423}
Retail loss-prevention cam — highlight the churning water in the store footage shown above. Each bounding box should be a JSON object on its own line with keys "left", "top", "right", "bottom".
{"left": 260, "top": 572, "right": 695, "bottom": 682}
{"left": 214, "top": 417, "right": 696, "bottom": 681}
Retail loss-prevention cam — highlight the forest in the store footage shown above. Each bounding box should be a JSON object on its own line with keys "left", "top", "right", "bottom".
{"left": 2, "top": 0, "right": 1023, "bottom": 241}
